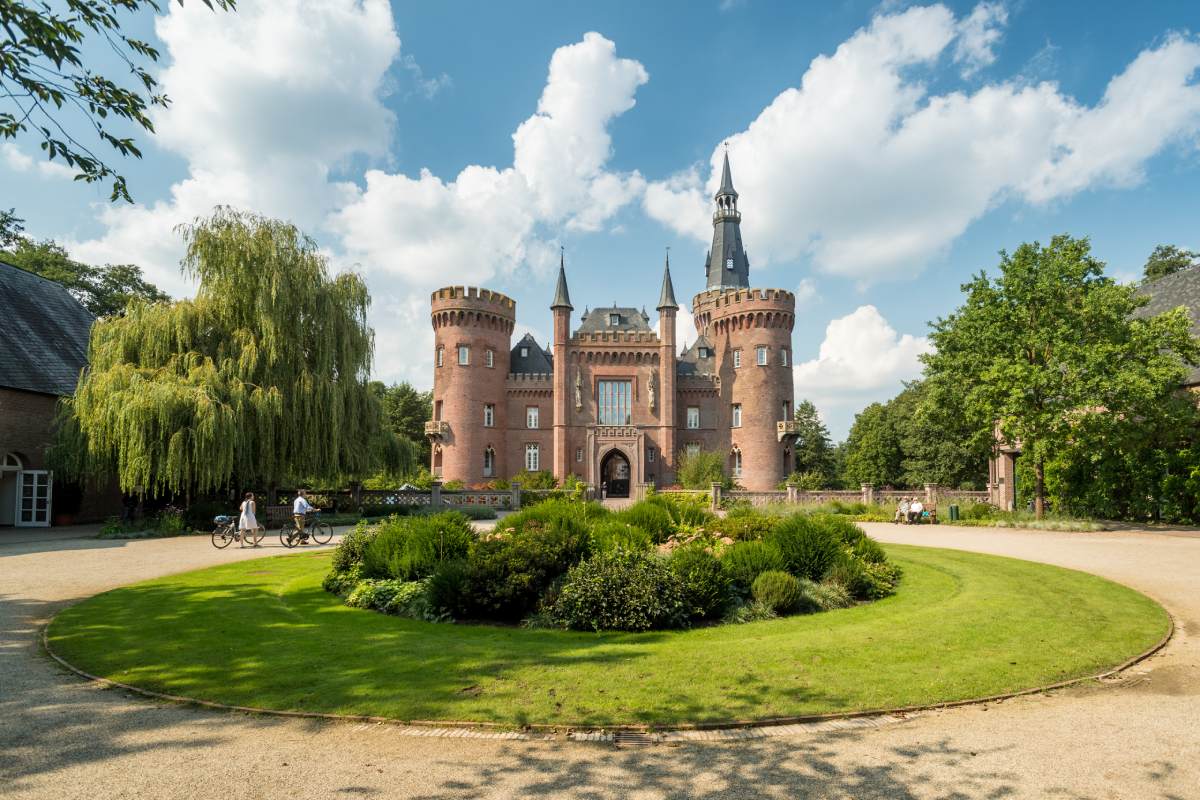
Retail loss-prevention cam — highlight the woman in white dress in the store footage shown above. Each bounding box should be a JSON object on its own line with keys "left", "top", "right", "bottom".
{"left": 238, "top": 491, "right": 260, "bottom": 547}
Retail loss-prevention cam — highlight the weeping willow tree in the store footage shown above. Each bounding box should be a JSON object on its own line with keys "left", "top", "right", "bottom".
{"left": 55, "top": 208, "right": 417, "bottom": 497}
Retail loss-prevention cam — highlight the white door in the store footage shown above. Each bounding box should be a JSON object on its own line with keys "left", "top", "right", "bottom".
{"left": 16, "top": 470, "right": 52, "bottom": 527}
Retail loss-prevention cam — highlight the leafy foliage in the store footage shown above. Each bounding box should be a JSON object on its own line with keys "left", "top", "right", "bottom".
{"left": 675, "top": 448, "right": 729, "bottom": 489}
{"left": 550, "top": 549, "right": 687, "bottom": 632}
{"left": 669, "top": 544, "right": 730, "bottom": 620}
{"left": 1143, "top": 244, "right": 1197, "bottom": 282}
{"left": 370, "top": 381, "right": 432, "bottom": 465}
{"left": 791, "top": 399, "right": 836, "bottom": 480}
{"left": 842, "top": 402, "right": 903, "bottom": 487}
{"left": 751, "top": 570, "right": 804, "bottom": 614}
{"left": 361, "top": 512, "right": 473, "bottom": 581}
{"left": 612, "top": 500, "right": 675, "bottom": 544}
{"left": 767, "top": 516, "right": 842, "bottom": 581}
{"left": 720, "top": 540, "right": 786, "bottom": 592}
{"left": 588, "top": 519, "right": 653, "bottom": 553}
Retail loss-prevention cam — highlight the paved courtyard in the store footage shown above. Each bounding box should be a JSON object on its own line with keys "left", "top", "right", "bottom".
{"left": 1, "top": 522, "right": 1197, "bottom": 799}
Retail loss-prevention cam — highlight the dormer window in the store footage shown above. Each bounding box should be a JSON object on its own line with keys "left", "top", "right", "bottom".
{"left": 609, "top": 313, "right": 620, "bottom": 326}
{"left": 726, "top": 258, "right": 734, "bottom": 270}
{"left": 520, "top": 346, "right": 529, "bottom": 358}
{"left": 698, "top": 347, "right": 709, "bottom": 359}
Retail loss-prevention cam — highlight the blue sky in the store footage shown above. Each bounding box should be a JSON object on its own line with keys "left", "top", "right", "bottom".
{"left": 4, "top": 0, "right": 1199, "bottom": 438}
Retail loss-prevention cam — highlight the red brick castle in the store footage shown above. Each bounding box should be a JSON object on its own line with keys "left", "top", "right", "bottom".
{"left": 427, "top": 155, "right": 799, "bottom": 494}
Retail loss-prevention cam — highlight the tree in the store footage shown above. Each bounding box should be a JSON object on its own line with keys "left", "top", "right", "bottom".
{"left": 55, "top": 208, "right": 416, "bottom": 497}
{"left": 0, "top": 207, "right": 24, "bottom": 247}
{"left": 370, "top": 381, "right": 432, "bottom": 464}
{"left": 842, "top": 402, "right": 903, "bottom": 487}
{"left": 1143, "top": 244, "right": 1197, "bottom": 282}
{"left": 1, "top": 234, "right": 167, "bottom": 315}
{"left": 1, "top": 0, "right": 234, "bottom": 202}
{"left": 791, "top": 399, "right": 835, "bottom": 480}
{"left": 923, "top": 234, "right": 1197, "bottom": 518}
{"left": 893, "top": 380, "right": 990, "bottom": 490}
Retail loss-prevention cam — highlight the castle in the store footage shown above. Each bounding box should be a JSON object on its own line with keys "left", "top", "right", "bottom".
{"left": 427, "top": 155, "right": 799, "bottom": 494}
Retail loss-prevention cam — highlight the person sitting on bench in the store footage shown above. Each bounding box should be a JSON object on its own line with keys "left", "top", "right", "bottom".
{"left": 909, "top": 498, "right": 924, "bottom": 523}
{"left": 895, "top": 497, "right": 910, "bottom": 523}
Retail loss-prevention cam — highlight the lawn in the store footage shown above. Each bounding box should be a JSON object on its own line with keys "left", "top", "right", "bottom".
{"left": 46, "top": 544, "right": 1167, "bottom": 727}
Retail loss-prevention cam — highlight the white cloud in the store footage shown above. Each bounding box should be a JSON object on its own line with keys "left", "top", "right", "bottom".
{"left": 793, "top": 305, "right": 931, "bottom": 437}
{"left": 400, "top": 54, "right": 451, "bottom": 99}
{"left": 644, "top": 4, "right": 1200, "bottom": 285}
{"left": 2, "top": 143, "right": 77, "bottom": 179}
{"left": 794, "top": 278, "right": 818, "bottom": 306}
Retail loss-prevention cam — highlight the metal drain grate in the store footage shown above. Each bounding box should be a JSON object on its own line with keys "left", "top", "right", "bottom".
{"left": 612, "top": 731, "right": 660, "bottom": 747}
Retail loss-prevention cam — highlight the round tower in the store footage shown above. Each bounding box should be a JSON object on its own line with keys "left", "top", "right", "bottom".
{"left": 693, "top": 287, "right": 795, "bottom": 491}
{"left": 429, "top": 286, "right": 515, "bottom": 485}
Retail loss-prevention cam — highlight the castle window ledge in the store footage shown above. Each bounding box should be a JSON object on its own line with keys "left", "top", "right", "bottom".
{"left": 777, "top": 420, "right": 802, "bottom": 441}
{"left": 425, "top": 420, "right": 450, "bottom": 438}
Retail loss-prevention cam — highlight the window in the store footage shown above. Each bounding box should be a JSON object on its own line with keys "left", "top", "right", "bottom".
{"left": 731, "top": 448, "right": 742, "bottom": 478}
{"left": 686, "top": 406, "right": 700, "bottom": 429}
{"left": 525, "top": 443, "right": 540, "bottom": 471}
{"left": 596, "top": 379, "right": 633, "bottom": 425}
{"left": 609, "top": 313, "right": 620, "bottom": 326}
{"left": 732, "top": 404, "right": 742, "bottom": 428}
{"left": 483, "top": 447, "right": 495, "bottom": 477}
{"left": 483, "top": 403, "right": 494, "bottom": 427}
{"left": 780, "top": 348, "right": 789, "bottom": 367}
{"left": 436, "top": 346, "right": 444, "bottom": 367}
{"left": 756, "top": 346, "right": 768, "bottom": 366}
{"left": 520, "top": 346, "right": 529, "bottom": 358}
{"left": 726, "top": 257, "right": 734, "bottom": 270}
{"left": 457, "top": 345, "right": 469, "bottom": 365}
{"left": 698, "top": 347, "right": 709, "bottom": 359}
{"left": 647, "top": 447, "right": 656, "bottom": 463}
{"left": 526, "top": 406, "right": 539, "bottom": 429}
{"left": 732, "top": 349, "right": 742, "bottom": 369}
{"left": 434, "top": 399, "right": 442, "bottom": 420}
{"left": 576, "top": 447, "right": 583, "bottom": 463}
{"left": 486, "top": 349, "right": 495, "bottom": 368}
{"left": 685, "top": 443, "right": 700, "bottom": 458}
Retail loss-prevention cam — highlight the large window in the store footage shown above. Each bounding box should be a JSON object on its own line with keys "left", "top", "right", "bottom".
{"left": 526, "top": 406, "right": 539, "bottom": 429}
{"left": 686, "top": 406, "right": 700, "bottom": 429}
{"left": 732, "top": 403, "right": 742, "bottom": 428}
{"left": 525, "top": 443, "right": 540, "bottom": 471}
{"left": 597, "top": 379, "right": 632, "bottom": 425}
{"left": 483, "top": 447, "right": 495, "bottom": 477}
{"left": 457, "top": 345, "right": 470, "bottom": 365}
{"left": 731, "top": 448, "right": 742, "bottom": 478}
{"left": 483, "top": 403, "right": 494, "bottom": 427}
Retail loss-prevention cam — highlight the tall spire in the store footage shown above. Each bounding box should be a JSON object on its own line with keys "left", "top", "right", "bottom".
{"left": 705, "top": 150, "right": 750, "bottom": 290}
{"left": 551, "top": 248, "right": 572, "bottom": 310}
{"left": 657, "top": 248, "right": 678, "bottom": 310}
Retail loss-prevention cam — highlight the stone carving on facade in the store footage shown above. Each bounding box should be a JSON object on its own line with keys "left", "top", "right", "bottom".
{"left": 648, "top": 369, "right": 658, "bottom": 411}
{"left": 574, "top": 366, "right": 583, "bottom": 411}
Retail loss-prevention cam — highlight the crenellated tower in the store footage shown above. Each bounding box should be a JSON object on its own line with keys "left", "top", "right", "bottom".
{"left": 429, "top": 286, "right": 516, "bottom": 482}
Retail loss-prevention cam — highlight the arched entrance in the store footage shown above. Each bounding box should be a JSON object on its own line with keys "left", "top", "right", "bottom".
{"left": 599, "top": 449, "right": 631, "bottom": 498}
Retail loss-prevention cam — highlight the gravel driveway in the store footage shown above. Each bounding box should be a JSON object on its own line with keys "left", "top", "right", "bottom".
{"left": 1, "top": 523, "right": 1197, "bottom": 799}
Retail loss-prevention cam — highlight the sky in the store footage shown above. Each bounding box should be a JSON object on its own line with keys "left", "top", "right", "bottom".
{"left": 4, "top": 0, "right": 1200, "bottom": 438}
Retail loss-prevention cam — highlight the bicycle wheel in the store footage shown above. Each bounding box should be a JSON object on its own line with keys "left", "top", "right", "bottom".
{"left": 309, "top": 522, "right": 333, "bottom": 545}
{"left": 211, "top": 526, "right": 234, "bottom": 549}
{"left": 279, "top": 524, "right": 299, "bottom": 548}
{"left": 244, "top": 526, "right": 264, "bottom": 547}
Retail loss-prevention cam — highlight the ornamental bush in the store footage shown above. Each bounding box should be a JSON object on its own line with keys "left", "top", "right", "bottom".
{"left": 331, "top": 521, "right": 379, "bottom": 574}
{"left": 550, "top": 549, "right": 686, "bottom": 632}
{"left": 767, "top": 516, "right": 841, "bottom": 581}
{"left": 589, "top": 519, "right": 653, "bottom": 553}
{"left": 646, "top": 493, "right": 715, "bottom": 528}
{"left": 708, "top": 513, "right": 780, "bottom": 541}
{"left": 801, "top": 578, "right": 854, "bottom": 611}
{"left": 669, "top": 543, "right": 730, "bottom": 620}
{"left": 425, "top": 559, "right": 472, "bottom": 619}
{"left": 361, "top": 512, "right": 474, "bottom": 580}
{"left": 751, "top": 570, "right": 804, "bottom": 614}
{"left": 720, "top": 540, "right": 786, "bottom": 592}
{"left": 612, "top": 501, "right": 675, "bottom": 544}
{"left": 827, "top": 555, "right": 902, "bottom": 600}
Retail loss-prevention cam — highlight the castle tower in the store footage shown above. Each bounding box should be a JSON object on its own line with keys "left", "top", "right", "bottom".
{"left": 429, "top": 286, "right": 516, "bottom": 484}
{"left": 656, "top": 253, "right": 679, "bottom": 485}
{"left": 550, "top": 255, "right": 573, "bottom": 479}
{"left": 692, "top": 154, "right": 796, "bottom": 490}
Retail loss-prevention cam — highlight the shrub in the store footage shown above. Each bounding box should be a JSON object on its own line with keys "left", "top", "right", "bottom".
{"left": 331, "top": 521, "right": 379, "bottom": 574}
{"left": 510, "top": 469, "right": 558, "bottom": 490}
{"left": 669, "top": 544, "right": 731, "bottom": 620}
{"left": 779, "top": 471, "right": 825, "bottom": 491}
{"left": 464, "top": 514, "right": 591, "bottom": 620}
{"left": 612, "top": 501, "right": 675, "bottom": 544}
{"left": 647, "top": 493, "right": 715, "bottom": 528}
{"left": 722, "top": 599, "right": 778, "bottom": 624}
{"left": 361, "top": 512, "right": 474, "bottom": 580}
{"left": 827, "top": 555, "right": 902, "bottom": 600}
{"left": 720, "top": 540, "right": 786, "bottom": 592}
{"left": 802, "top": 579, "right": 854, "bottom": 611}
{"left": 501, "top": 498, "right": 599, "bottom": 532}
{"left": 751, "top": 570, "right": 804, "bottom": 614}
{"left": 806, "top": 513, "right": 887, "bottom": 563}
{"left": 708, "top": 513, "right": 780, "bottom": 541}
{"left": 768, "top": 516, "right": 842, "bottom": 581}
{"left": 425, "top": 559, "right": 471, "bottom": 618}
{"left": 345, "top": 578, "right": 409, "bottom": 612}
{"left": 322, "top": 564, "right": 363, "bottom": 597}
{"left": 962, "top": 501, "right": 996, "bottom": 520}
{"left": 676, "top": 448, "right": 731, "bottom": 490}
{"left": 551, "top": 549, "right": 686, "bottom": 632}
{"left": 589, "top": 519, "right": 653, "bottom": 553}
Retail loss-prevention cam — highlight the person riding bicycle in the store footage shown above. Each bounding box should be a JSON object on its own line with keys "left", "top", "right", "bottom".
{"left": 292, "top": 490, "right": 319, "bottom": 543}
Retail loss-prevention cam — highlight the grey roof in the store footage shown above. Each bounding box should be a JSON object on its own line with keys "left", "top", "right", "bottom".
{"left": 0, "top": 260, "right": 93, "bottom": 396}
{"left": 706, "top": 154, "right": 750, "bottom": 290}
{"left": 1137, "top": 266, "right": 1200, "bottom": 385}
{"left": 551, "top": 256, "right": 572, "bottom": 310}
{"left": 677, "top": 334, "right": 715, "bottom": 376}
{"left": 576, "top": 305, "right": 651, "bottom": 335}
{"left": 716, "top": 151, "right": 738, "bottom": 199}
{"left": 510, "top": 333, "right": 553, "bottom": 374}
{"left": 657, "top": 255, "right": 678, "bottom": 310}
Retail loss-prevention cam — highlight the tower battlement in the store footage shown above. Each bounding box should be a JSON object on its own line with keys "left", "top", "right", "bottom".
{"left": 430, "top": 286, "right": 517, "bottom": 319}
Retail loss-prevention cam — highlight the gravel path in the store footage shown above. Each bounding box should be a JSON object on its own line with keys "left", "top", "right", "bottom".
{"left": 2, "top": 523, "right": 1197, "bottom": 799}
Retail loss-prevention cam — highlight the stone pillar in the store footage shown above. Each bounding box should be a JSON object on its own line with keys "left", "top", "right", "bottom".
{"left": 861, "top": 483, "right": 875, "bottom": 505}
{"left": 510, "top": 480, "right": 521, "bottom": 511}
{"left": 351, "top": 481, "right": 362, "bottom": 508}
{"left": 711, "top": 482, "right": 723, "bottom": 512}
{"left": 786, "top": 482, "right": 798, "bottom": 504}
{"left": 430, "top": 481, "right": 443, "bottom": 508}
{"left": 924, "top": 483, "right": 936, "bottom": 504}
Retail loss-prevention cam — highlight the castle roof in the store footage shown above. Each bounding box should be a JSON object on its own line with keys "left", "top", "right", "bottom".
{"left": 576, "top": 305, "right": 651, "bottom": 335}
{"left": 509, "top": 333, "right": 553, "bottom": 374}
{"left": 677, "top": 334, "right": 716, "bottom": 377}
{"left": 657, "top": 255, "right": 678, "bottom": 310}
{"left": 1137, "top": 265, "right": 1200, "bottom": 385}
{"left": 550, "top": 254, "right": 572, "bottom": 310}
{"left": 0, "top": 259, "right": 94, "bottom": 396}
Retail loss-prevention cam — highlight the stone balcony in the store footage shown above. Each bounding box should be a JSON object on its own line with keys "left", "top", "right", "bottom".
{"left": 424, "top": 420, "right": 449, "bottom": 438}
{"left": 777, "top": 420, "right": 801, "bottom": 441}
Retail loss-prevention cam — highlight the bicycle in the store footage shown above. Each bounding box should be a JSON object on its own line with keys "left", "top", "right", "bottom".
{"left": 279, "top": 511, "right": 333, "bottom": 548}
{"left": 211, "top": 515, "right": 264, "bottom": 548}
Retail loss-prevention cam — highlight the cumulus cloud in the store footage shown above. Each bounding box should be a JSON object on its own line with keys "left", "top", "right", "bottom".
{"left": 793, "top": 305, "right": 932, "bottom": 437}
{"left": 644, "top": 3, "right": 1200, "bottom": 285}
{"left": 2, "top": 142, "right": 76, "bottom": 179}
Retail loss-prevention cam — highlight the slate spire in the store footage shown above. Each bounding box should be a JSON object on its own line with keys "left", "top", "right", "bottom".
{"left": 550, "top": 248, "right": 572, "bottom": 310}
{"left": 657, "top": 249, "right": 678, "bottom": 310}
{"left": 705, "top": 150, "right": 750, "bottom": 290}
{"left": 716, "top": 149, "right": 738, "bottom": 199}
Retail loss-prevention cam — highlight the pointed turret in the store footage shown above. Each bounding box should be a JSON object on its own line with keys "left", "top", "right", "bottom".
{"left": 550, "top": 251, "right": 572, "bottom": 310}
{"left": 705, "top": 150, "right": 750, "bottom": 290}
{"left": 657, "top": 251, "right": 679, "bottom": 310}
{"left": 716, "top": 150, "right": 738, "bottom": 199}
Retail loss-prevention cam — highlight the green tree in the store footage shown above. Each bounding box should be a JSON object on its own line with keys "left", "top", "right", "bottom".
{"left": 370, "top": 381, "right": 432, "bottom": 464}
{"left": 1, "top": 0, "right": 233, "bottom": 202}
{"left": 893, "top": 380, "right": 990, "bottom": 490}
{"left": 1143, "top": 244, "right": 1197, "bottom": 282}
{"left": 842, "top": 402, "right": 903, "bottom": 487}
{"left": 2, "top": 235, "right": 167, "bottom": 315}
{"left": 924, "top": 234, "right": 1197, "bottom": 518}
{"left": 0, "top": 207, "right": 24, "bottom": 247}
{"left": 55, "top": 208, "right": 416, "bottom": 497}
{"left": 676, "top": 448, "right": 729, "bottom": 490}
{"left": 791, "top": 399, "right": 835, "bottom": 480}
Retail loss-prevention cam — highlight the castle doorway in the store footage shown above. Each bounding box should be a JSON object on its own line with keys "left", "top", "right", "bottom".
{"left": 600, "top": 449, "right": 631, "bottom": 498}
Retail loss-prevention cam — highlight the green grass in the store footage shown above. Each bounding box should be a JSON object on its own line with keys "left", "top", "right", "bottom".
{"left": 47, "top": 545, "right": 1167, "bottom": 728}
